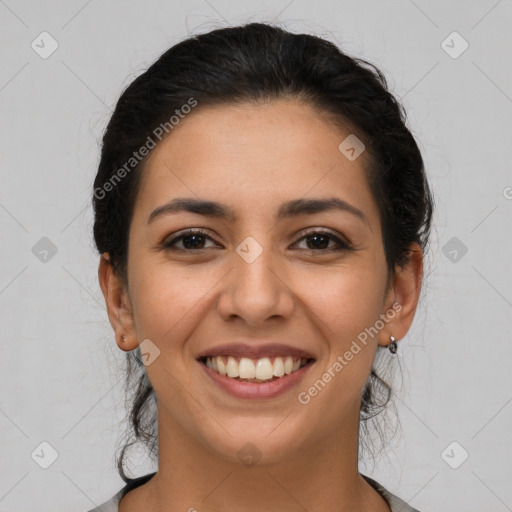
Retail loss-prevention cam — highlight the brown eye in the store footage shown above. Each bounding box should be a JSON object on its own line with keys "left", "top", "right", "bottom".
{"left": 163, "top": 229, "right": 218, "bottom": 251}
{"left": 294, "top": 230, "right": 352, "bottom": 252}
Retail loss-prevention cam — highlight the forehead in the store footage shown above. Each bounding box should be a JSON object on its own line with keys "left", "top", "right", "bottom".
{"left": 134, "top": 99, "right": 380, "bottom": 227}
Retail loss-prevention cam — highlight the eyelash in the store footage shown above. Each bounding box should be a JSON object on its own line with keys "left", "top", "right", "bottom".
{"left": 161, "top": 228, "right": 352, "bottom": 253}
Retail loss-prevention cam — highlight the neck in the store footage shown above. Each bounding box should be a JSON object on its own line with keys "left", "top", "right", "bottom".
{"left": 123, "top": 401, "right": 390, "bottom": 512}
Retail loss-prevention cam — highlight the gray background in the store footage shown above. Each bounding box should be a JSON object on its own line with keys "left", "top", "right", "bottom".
{"left": 1, "top": 1, "right": 511, "bottom": 510}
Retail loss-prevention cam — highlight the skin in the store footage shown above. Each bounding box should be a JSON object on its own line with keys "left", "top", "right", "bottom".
{"left": 99, "top": 99, "right": 423, "bottom": 512}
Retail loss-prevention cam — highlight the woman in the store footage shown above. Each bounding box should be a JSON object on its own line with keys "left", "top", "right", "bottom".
{"left": 88, "top": 22, "right": 433, "bottom": 512}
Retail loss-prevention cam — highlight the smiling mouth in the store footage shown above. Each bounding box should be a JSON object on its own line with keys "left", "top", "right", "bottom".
{"left": 199, "top": 355, "right": 314, "bottom": 383}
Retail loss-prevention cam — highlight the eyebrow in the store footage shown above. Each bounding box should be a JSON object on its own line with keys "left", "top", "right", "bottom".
{"left": 147, "top": 197, "right": 369, "bottom": 226}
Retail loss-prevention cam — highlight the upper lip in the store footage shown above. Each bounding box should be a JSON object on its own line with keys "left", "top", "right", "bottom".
{"left": 196, "top": 342, "right": 316, "bottom": 361}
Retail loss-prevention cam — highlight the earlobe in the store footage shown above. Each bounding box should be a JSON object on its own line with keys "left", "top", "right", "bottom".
{"left": 98, "top": 253, "right": 139, "bottom": 351}
{"left": 379, "top": 242, "right": 424, "bottom": 348}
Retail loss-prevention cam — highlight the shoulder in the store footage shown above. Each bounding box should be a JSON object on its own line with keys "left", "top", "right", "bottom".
{"left": 84, "top": 488, "right": 123, "bottom": 512}
{"left": 84, "top": 472, "right": 157, "bottom": 512}
{"left": 361, "top": 474, "right": 422, "bottom": 512}
{"left": 86, "top": 472, "right": 420, "bottom": 512}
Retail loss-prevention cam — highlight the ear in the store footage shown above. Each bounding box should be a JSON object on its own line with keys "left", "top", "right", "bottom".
{"left": 378, "top": 242, "right": 424, "bottom": 348}
{"left": 98, "top": 253, "right": 139, "bottom": 352}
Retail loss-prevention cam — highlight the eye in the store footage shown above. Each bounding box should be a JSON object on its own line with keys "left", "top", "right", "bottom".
{"left": 162, "top": 229, "right": 219, "bottom": 251}
{"left": 161, "top": 228, "right": 353, "bottom": 253}
{"left": 293, "top": 229, "right": 352, "bottom": 252}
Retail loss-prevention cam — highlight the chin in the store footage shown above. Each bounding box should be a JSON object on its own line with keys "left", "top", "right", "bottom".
{"left": 198, "top": 419, "right": 308, "bottom": 467}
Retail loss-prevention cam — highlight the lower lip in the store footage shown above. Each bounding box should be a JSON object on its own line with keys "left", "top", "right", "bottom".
{"left": 198, "top": 360, "right": 315, "bottom": 399}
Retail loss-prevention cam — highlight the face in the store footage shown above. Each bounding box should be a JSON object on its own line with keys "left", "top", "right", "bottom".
{"left": 100, "top": 99, "right": 421, "bottom": 466}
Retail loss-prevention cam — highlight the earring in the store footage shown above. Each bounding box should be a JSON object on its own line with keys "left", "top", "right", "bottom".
{"left": 388, "top": 336, "right": 398, "bottom": 354}
{"left": 120, "top": 334, "right": 127, "bottom": 343}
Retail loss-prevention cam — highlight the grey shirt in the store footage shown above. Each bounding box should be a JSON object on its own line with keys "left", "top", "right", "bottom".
{"left": 85, "top": 473, "right": 420, "bottom": 512}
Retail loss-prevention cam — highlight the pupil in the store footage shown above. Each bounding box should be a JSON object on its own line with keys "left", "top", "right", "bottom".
{"left": 183, "top": 235, "right": 204, "bottom": 249}
{"left": 307, "top": 234, "right": 329, "bottom": 249}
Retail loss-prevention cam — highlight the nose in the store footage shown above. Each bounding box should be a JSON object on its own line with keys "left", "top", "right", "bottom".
{"left": 216, "top": 239, "right": 295, "bottom": 327}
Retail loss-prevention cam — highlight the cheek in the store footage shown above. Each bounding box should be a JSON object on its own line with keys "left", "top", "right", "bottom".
{"left": 297, "top": 259, "right": 387, "bottom": 340}
{"left": 128, "top": 261, "right": 220, "bottom": 346}
{"left": 293, "top": 268, "right": 382, "bottom": 424}
{"left": 294, "top": 258, "right": 386, "bottom": 392}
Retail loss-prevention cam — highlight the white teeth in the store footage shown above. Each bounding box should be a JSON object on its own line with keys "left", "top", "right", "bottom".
{"left": 216, "top": 356, "right": 227, "bottom": 376}
{"left": 255, "top": 357, "right": 273, "bottom": 380}
{"left": 284, "top": 356, "right": 293, "bottom": 375}
{"left": 204, "top": 355, "right": 310, "bottom": 382}
{"left": 273, "top": 357, "right": 285, "bottom": 377}
{"left": 239, "top": 358, "right": 256, "bottom": 379}
{"left": 226, "top": 356, "right": 239, "bottom": 378}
